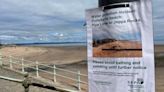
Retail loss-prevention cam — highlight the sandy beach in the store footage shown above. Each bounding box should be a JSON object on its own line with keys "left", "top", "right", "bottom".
{"left": 1, "top": 46, "right": 87, "bottom": 65}
{"left": 0, "top": 45, "right": 164, "bottom": 92}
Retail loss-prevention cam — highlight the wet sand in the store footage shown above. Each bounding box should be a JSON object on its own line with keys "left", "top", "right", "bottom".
{"left": 1, "top": 46, "right": 87, "bottom": 65}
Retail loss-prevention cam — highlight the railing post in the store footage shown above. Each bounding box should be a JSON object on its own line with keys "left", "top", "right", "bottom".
{"left": 22, "top": 58, "right": 25, "bottom": 72}
{"left": 9, "top": 56, "right": 13, "bottom": 69}
{"left": 54, "top": 65, "right": 56, "bottom": 82}
{"left": 77, "top": 71, "right": 81, "bottom": 91}
{"left": 0, "top": 53, "right": 2, "bottom": 66}
{"left": 36, "top": 61, "right": 39, "bottom": 77}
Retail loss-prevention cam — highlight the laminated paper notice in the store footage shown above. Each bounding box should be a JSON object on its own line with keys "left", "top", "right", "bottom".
{"left": 86, "top": 0, "right": 155, "bottom": 92}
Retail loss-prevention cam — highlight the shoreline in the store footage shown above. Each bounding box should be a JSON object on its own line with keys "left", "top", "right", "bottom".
{"left": 0, "top": 42, "right": 86, "bottom": 47}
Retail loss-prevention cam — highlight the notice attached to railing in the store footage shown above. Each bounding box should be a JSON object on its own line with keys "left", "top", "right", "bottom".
{"left": 86, "top": 0, "right": 155, "bottom": 92}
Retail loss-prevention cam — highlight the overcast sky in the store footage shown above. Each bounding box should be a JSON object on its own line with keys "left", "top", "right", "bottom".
{"left": 0, "top": 0, "right": 163, "bottom": 44}
{"left": 0, "top": 0, "right": 97, "bottom": 32}
{"left": 153, "top": 0, "right": 164, "bottom": 44}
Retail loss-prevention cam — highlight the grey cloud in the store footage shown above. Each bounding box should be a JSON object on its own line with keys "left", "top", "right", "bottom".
{"left": 0, "top": 0, "right": 97, "bottom": 33}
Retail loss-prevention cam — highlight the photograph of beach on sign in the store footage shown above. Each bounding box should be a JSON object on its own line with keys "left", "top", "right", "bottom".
{"left": 92, "top": 27, "right": 142, "bottom": 57}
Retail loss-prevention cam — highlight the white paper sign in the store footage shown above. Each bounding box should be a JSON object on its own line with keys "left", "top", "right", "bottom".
{"left": 86, "top": 0, "right": 155, "bottom": 92}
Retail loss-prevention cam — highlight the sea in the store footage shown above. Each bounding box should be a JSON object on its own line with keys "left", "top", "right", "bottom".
{"left": 0, "top": 30, "right": 164, "bottom": 47}
{"left": 0, "top": 30, "right": 87, "bottom": 46}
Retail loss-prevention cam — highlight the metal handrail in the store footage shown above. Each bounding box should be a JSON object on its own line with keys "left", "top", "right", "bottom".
{"left": 0, "top": 54, "right": 88, "bottom": 91}
{"left": 0, "top": 75, "right": 23, "bottom": 83}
